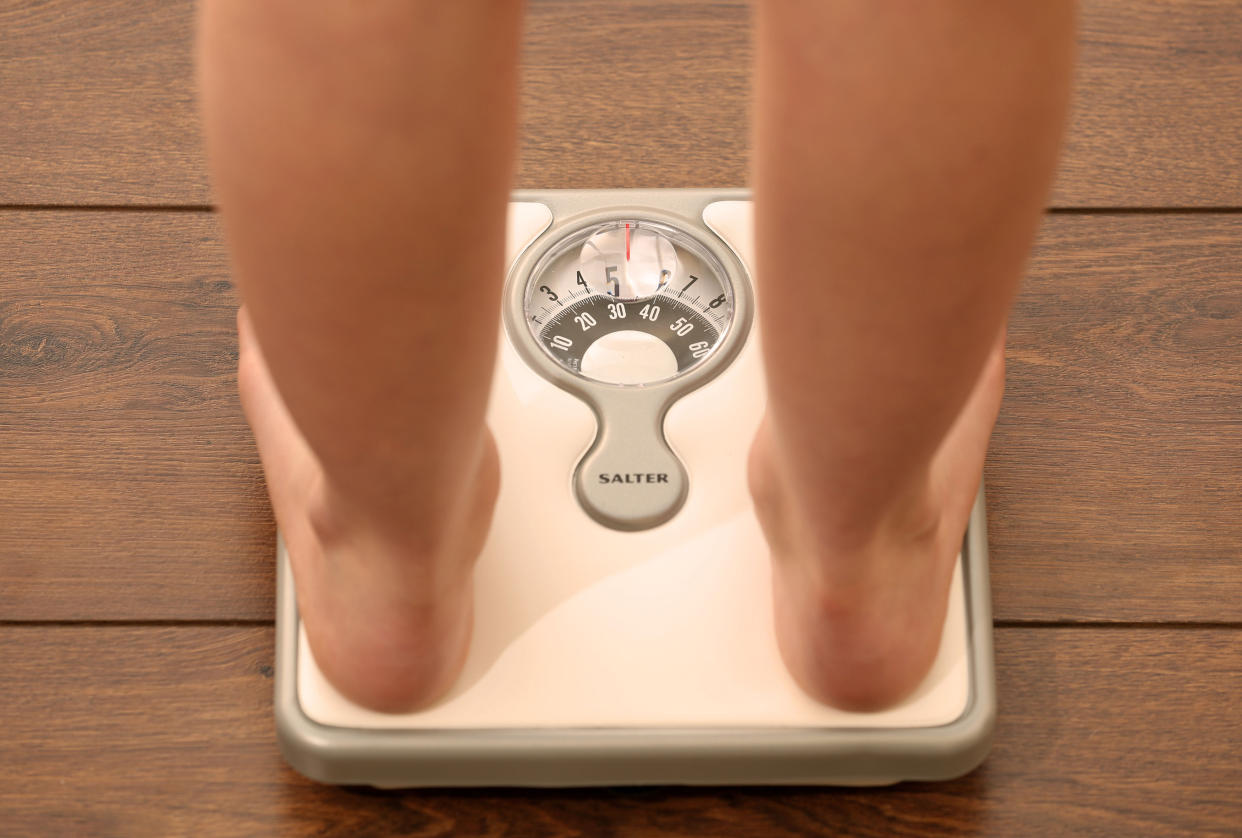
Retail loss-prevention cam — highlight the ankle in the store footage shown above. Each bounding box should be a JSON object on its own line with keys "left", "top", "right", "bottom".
{"left": 307, "top": 433, "right": 499, "bottom": 578}
{"left": 306, "top": 474, "right": 415, "bottom": 554}
{"left": 749, "top": 422, "right": 943, "bottom": 572}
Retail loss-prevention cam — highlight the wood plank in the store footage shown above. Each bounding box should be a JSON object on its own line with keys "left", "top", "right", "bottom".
{"left": 0, "top": 626, "right": 1237, "bottom": 836}
{"left": 0, "top": 0, "right": 207, "bottom": 205}
{"left": 988, "top": 214, "right": 1242, "bottom": 623}
{"left": 514, "top": 0, "right": 751, "bottom": 191}
{"left": 2, "top": 213, "right": 1240, "bottom": 621}
{"left": 2, "top": 0, "right": 1240, "bottom": 206}
{"left": 0, "top": 212, "right": 273, "bottom": 620}
{"left": 1059, "top": 0, "right": 1242, "bottom": 206}
{"left": 990, "top": 214, "right": 1242, "bottom": 621}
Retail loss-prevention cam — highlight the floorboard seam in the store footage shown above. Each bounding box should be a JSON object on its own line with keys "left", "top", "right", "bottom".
{"left": 2, "top": 619, "right": 1239, "bottom": 629}
{"left": 0, "top": 619, "right": 274, "bottom": 627}
{"left": 0, "top": 204, "right": 216, "bottom": 212}
{"left": 2, "top": 204, "right": 1242, "bottom": 214}
{"left": 993, "top": 620, "right": 1242, "bottom": 630}
{"left": 1046, "top": 206, "right": 1242, "bottom": 214}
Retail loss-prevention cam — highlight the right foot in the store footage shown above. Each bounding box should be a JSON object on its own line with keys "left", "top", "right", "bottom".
{"left": 750, "top": 335, "right": 1006, "bottom": 711}
{"left": 237, "top": 308, "right": 497, "bottom": 712}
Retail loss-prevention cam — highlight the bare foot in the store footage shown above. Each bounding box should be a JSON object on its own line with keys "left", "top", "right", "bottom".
{"left": 750, "top": 335, "right": 1006, "bottom": 711}
{"left": 236, "top": 308, "right": 496, "bottom": 712}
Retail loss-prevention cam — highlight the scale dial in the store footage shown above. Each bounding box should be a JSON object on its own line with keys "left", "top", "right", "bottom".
{"left": 508, "top": 210, "right": 750, "bottom": 532}
{"left": 522, "top": 220, "right": 734, "bottom": 387}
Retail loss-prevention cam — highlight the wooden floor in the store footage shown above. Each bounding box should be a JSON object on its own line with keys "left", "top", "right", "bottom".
{"left": 2, "top": 1, "right": 1240, "bottom": 835}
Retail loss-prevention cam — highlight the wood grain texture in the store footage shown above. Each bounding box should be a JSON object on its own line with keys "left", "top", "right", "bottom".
{"left": 989, "top": 213, "right": 1242, "bottom": 621}
{"left": 2, "top": 213, "right": 1240, "bottom": 621}
{"left": 1059, "top": 0, "right": 1242, "bottom": 207}
{"left": 0, "top": 0, "right": 206, "bottom": 204}
{"left": 1, "top": 626, "right": 1238, "bottom": 837}
{"left": 0, "top": 211, "right": 274, "bottom": 620}
{"left": 1, "top": 0, "right": 1240, "bottom": 206}
{"left": 515, "top": 0, "right": 751, "bottom": 190}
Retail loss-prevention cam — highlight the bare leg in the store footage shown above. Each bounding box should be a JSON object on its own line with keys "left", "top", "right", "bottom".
{"left": 752, "top": 1, "right": 1075, "bottom": 709}
{"left": 199, "top": 1, "right": 523, "bottom": 711}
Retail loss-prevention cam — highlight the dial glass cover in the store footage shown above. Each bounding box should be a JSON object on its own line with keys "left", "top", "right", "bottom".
{"left": 523, "top": 220, "right": 734, "bottom": 386}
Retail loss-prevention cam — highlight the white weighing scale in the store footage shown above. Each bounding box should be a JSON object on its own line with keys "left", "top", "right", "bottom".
{"left": 275, "top": 189, "right": 995, "bottom": 787}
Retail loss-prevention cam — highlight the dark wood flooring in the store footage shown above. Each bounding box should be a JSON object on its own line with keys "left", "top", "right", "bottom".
{"left": 2, "top": 1, "right": 1239, "bottom": 835}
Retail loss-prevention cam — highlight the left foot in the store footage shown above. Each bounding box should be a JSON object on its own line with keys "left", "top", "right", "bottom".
{"left": 237, "top": 308, "right": 496, "bottom": 712}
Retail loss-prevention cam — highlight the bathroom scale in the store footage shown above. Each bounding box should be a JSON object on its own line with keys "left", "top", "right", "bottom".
{"left": 274, "top": 189, "right": 996, "bottom": 787}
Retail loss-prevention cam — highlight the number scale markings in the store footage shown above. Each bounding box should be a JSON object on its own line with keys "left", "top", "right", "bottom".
{"left": 538, "top": 293, "right": 721, "bottom": 373}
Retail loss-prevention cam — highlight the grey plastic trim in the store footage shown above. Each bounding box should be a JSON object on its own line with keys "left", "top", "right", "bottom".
{"left": 274, "top": 189, "right": 996, "bottom": 788}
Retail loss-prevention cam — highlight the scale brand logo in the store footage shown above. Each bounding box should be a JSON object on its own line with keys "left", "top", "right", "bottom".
{"left": 598, "top": 473, "right": 670, "bottom": 485}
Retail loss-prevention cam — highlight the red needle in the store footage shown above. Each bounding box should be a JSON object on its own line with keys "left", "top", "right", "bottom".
{"left": 625, "top": 223, "right": 630, "bottom": 261}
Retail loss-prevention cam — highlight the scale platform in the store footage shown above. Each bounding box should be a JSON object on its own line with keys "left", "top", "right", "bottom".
{"left": 275, "top": 189, "right": 995, "bottom": 787}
